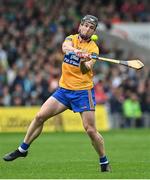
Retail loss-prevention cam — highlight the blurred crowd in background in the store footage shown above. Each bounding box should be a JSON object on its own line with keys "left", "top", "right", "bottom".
{"left": 0, "top": 0, "right": 150, "bottom": 128}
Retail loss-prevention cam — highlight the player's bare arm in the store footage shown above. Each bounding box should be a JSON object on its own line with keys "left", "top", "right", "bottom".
{"left": 62, "top": 40, "right": 82, "bottom": 54}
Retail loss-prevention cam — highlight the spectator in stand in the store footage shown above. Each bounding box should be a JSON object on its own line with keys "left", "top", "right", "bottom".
{"left": 94, "top": 80, "right": 108, "bottom": 104}
{"left": 139, "top": 78, "right": 150, "bottom": 127}
{"left": 122, "top": 92, "right": 143, "bottom": 128}
{"left": 109, "top": 86, "right": 124, "bottom": 128}
{"left": 0, "top": 43, "right": 8, "bottom": 70}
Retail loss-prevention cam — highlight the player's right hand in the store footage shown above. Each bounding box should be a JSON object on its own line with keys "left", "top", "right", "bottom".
{"left": 74, "top": 49, "right": 90, "bottom": 59}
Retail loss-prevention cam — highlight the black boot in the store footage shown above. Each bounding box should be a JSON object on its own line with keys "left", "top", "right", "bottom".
{"left": 3, "top": 149, "right": 28, "bottom": 161}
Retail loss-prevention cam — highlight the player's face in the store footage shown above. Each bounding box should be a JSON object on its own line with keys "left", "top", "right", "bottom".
{"left": 78, "top": 21, "right": 96, "bottom": 40}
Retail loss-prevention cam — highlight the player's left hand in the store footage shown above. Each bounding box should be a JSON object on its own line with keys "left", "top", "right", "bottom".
{"left": 80, "top": 59, "right": 94, "bottom": 70}
{"left": 76, "top": 52, "right": 91, "bottom": 59}
{"left": 84, "top": 60, "right": 94, "bottom": 70}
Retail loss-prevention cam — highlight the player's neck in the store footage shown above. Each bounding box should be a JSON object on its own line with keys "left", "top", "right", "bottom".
{"left": 78, "top": 35, "right": 90, "bottom": 43}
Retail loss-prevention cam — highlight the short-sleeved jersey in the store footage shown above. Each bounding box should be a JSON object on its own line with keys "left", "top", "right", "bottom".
{"left": 59, "top": 34, "right": 99, "bottom": 90}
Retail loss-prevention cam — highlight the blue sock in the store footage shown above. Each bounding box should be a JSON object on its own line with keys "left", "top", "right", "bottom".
{"left": 21, "top": 142, "right": 30, "bottom": 150}
{"left": 99, "top": 156, "right": 109, "bottom": 165}
{"left": 18, "top": 142, "right": 30, "bottom": 153}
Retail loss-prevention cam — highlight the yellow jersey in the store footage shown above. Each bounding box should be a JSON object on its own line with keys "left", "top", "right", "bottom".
{"left": 59, "top": 34, "right": 99, "bottom": 90}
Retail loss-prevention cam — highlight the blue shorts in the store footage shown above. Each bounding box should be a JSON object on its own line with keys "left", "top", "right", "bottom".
{"left": 52, "top": 87, "right": 96, "bottom": 112}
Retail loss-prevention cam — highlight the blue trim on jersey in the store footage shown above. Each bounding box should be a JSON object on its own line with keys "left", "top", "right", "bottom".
{"left": 64, "top": 53, "right": 80, "bottom": 67}
{"left": 52, "top": 87, "right": 96, "bottom": 112}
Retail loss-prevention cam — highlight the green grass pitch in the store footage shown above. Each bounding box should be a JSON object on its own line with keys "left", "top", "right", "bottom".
{"left": 0, "top": 129, "right": 150, "bottom": 179}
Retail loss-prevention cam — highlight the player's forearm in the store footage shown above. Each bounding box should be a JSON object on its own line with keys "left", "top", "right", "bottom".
{"left": 80, "top": 61, "right": 90, "bottom": 74}
{"left": 80, "top": 60, "right": 94, "bottom": 74}
{"left": 62, "top": 43, "right": 77, "bottom": 54}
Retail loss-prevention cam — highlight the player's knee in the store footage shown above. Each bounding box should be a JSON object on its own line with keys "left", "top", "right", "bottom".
{"left": 86, "top": 126, "right": 97, "bottom": 139}
{"left": 35, "top": 112, "right": 45, "bottom": 125}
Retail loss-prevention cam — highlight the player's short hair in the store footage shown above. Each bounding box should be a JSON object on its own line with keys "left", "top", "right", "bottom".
{"left": 81, "top": 15, "right": 98, "bottom": 28}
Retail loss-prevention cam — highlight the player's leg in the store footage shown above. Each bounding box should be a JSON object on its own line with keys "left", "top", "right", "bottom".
{"left": 3, "top": 96, "right": 68, "bottom": 161}
{"left": 80, "top": 111, "right": 105, "bottom": 156}
{"left": 23, "top": 96, "right": 67, "bottom": 144}
{"left": 80, "top": 111, "right": 111, "bottom": 172}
